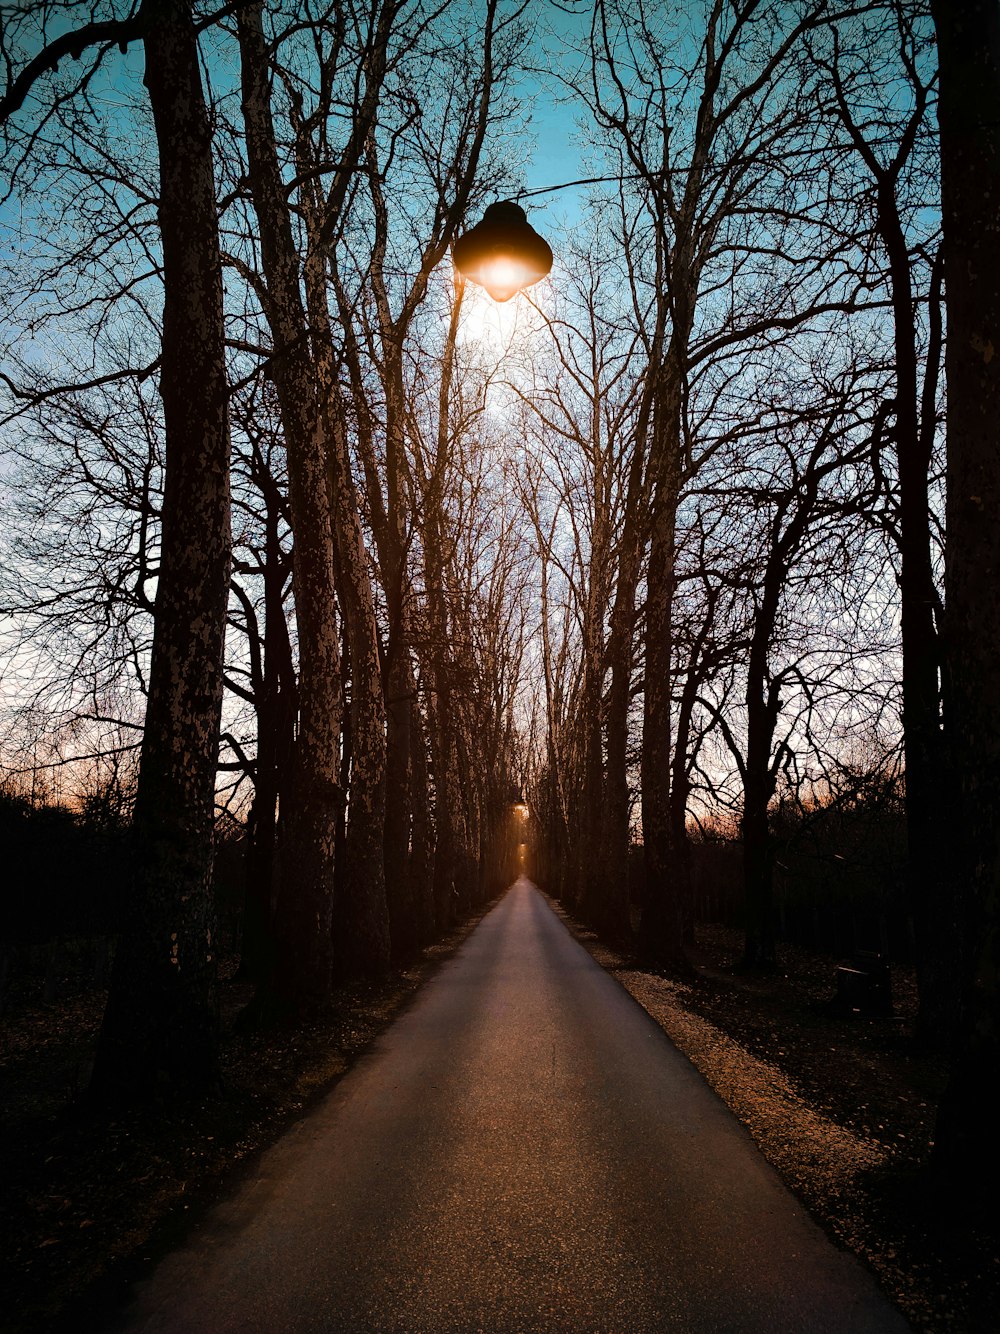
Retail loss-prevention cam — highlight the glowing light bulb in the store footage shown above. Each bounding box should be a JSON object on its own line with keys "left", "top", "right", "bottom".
{"left": 480, "top": 257, "right": 529, "bottom": 303}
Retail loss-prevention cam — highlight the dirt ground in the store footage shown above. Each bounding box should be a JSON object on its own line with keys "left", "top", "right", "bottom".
{"left": 1, "top": 896, "right": 997, "bottom": 1333}
{"left": 0, "top": 903, "right": 501, "bottom": 1334}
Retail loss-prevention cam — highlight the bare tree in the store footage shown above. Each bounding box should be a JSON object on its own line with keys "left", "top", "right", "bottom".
{"left": 810, "top": 0, "right": 951, "bottom": 1038}
{"left": 330, "top": 0, "right": 526, "bottom": 947}
{"left": 583, "top": 0, "right": 874, "bottom": 966}
{"left": 2, "top": 0, "right": 236, "bottom": 1098}
{"left": 90, "top": 0, "right": 231, "bottom": 1098}
{"left": 0, "top": 370, "right": 160, "bottom": 743}
{"left": 223, "top": 382, "right": 297, "bottom": 983}
{"left": 234, "top": 0, "right": 406, "bottom": 1003}
{"left": 510, "top": 232, "right": 643, "bottom": 933}
{"left": 729, "top": 387, "right": 873, "bottom": 964}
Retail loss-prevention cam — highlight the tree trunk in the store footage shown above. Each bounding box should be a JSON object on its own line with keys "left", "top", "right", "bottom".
{"left": 671, "top": 648, "right": 702, "bottom": 951}
{"left": 827, "top": 8, "right": 951, "bottom": 1040}
{"left": 238, "top": 476, "right": 295, "bottom": 983}
{"left": 454, "top": 704, "right": 479, "bottom": 914}
{"left": 325, "top": 408, "right": 391, "bottom": 975}
{"left": 92, "top": 0, "right": 230, "bottom": 1100}
{"left": 579, "top": 492, "right": 610, "bottom": 928}
{"left": 602, "top": 632, "right": 636, "bottom": 937}
{"left": 742, "top": 578, "right": 784, "bottom": 969}
{"left": 639, "top": 365, "right": 689, "bottom": 969}
{"left": 422, "top": 285, "right": 465, "bottom": 937}
{"left": 334, "top": 620, "right": 352, "bottom": 931}
{"left": 428, "top": 687, "right": 460, "bottom": 932}
{"left": 381, "top": 345, "right": 418, "bottom": 955}
{"left": 929, "top": 0, "right": 1000, "bottom": 1206}
{"left": 409, "top": 698, "right": 436, "bottom": 946}
{"left": 300, "top": 213, "right": 390, "bottom": 976}
{"left": 741, "top": 724, "right": 777, "bottom": 969}
{"left": 384, "top": 645, "right": 416, "bottom": 948}
{"left": 600, "top": 401, "right": 649, "bottom": 940}
{"left": 879, "top": 189, "right": 954, "bottom": 1042}
{"left": 238, "top": 2, "right": 341, "bottom": 1014}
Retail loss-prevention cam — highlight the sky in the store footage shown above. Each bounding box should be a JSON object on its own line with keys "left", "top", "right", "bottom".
{"left": 497, "top": 0, "right": 595, "bottom": 232}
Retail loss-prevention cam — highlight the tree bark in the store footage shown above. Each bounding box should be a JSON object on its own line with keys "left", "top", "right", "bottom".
{"left": 741, "top": 504, "right": 791, "bottom": 969}
{"left": 823, "top": 0, "right": 950, "bottom": 1040}
{"left": 422, "top": 286, "right": 466, "bottom": 937}
{"left": 238, "top": 2, "right": 342, "bottom": 1013}
{"left": 879, "top": 192, "right": 953, "bottom": 1041}
{"left": 602, "top": 523, "right": 642, "bottom": 937}
{"left": 324, "top": 402, "right": 391, "bottom": 976}
{"left": 299, "top": 191, "right": 391, "bottom": 976}
{"left": 238, "top": 473, "right": 295, "bottom": 982}
{"left": 381, "top": 341, "right": 419, "bottom": 954}
{"left": 742, "top": 674, "right": 781, "bottom": 969}
{"left": 602, "top": 619, "right": 637, "bottom": 936}
{"left": 929, "top": 0, "right": 1000, "bottom": 1206}
{"left": 672, "top": 597, "right": 715, "bottom": 952}
{"left": 92, "top": 0, "right": 230, "bottom": 1100}
{"left": 409, "top": 697, "right": 437, "bottom": 945}
{"left": 600, "top": 344, "right": 655, "bottom": 940}
{"left": 578, "top": 431, "right": 611, "bottom": 928}
{"left": 639, "top": 357, "right": 689, "bottom": 969}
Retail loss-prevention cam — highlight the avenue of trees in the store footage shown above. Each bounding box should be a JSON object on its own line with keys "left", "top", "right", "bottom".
{"left": 1, "top": 0, "right": 998, "bottom": 1200}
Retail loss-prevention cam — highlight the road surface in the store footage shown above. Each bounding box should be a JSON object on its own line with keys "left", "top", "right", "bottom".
{"left": 108, "top": 879, "right": 910, "bottom": 1332}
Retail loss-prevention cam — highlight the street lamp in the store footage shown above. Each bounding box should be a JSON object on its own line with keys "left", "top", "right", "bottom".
{"left": 453, "top": 173, "right": 670, "bottom": 302}
{"left": 453, "top": 201, "right": 553, "bottom": 302}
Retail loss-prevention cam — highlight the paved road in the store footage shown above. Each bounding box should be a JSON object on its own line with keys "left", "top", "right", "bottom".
{"left": 108, "top": 880, "right": 910, "bottom": 1332}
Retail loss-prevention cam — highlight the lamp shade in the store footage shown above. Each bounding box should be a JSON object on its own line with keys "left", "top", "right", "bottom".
{"left": 453, "top": 201, "right": 553, "bottom": 302}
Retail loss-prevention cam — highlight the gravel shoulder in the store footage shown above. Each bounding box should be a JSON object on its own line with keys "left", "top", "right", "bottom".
{"left": 545, "top": 897, "right": 997, "bottom": 1334}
